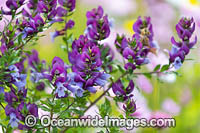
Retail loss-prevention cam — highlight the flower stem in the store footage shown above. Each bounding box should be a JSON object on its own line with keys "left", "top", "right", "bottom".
{"left": 0, "top": 102, "right": 5, "bottom": 109}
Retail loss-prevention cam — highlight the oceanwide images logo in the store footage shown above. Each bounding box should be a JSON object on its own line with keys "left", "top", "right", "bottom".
{"left": 25, "top": 115, "right": 176, "bottom": 129}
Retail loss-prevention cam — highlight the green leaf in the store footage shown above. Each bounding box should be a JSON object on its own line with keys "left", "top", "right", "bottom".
{"left": 38, "top": 105, "right": 51, "bottom": 112}
{"left": 144, "top": 73, "right": 152, "bottom": 79}
{"left": 160, "top": 64, "right": 170, "bottom": 72}
{"left": 101, "top": 46, "right": 110, "bottom": 58}
{"left": 98, "top": 98, "right": 112, "bottom": 118}
{"left": 117, "top": 65, "right": 125, "bottom": 73}
{"left": 70, "top": 109, "right": 84, "bottom": 116}
{"left": 153, "top": 64, "right": 161, "bottom": 72}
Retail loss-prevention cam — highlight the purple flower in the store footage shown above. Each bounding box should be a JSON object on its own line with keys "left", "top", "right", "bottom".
{"left": 115, "top": 16, "right": 155, "bottom": 71}
{"left": 169, "top": 17, "right": 197, "bottom": 69}
{"left": 48, "top": 8, "right": 57, "bottom": 20}
{"left": 50, "top": 31, "right": 62, "bottom": 42}
{"left": 124, "top": 63, "right": 136, "bottom": 70}
{"left": 86, "top": 6, "right": 110, "bottom": 40}
{"left": 58, "top": 0, "right": 76, "bottom": 12}
{"left": 86, "top": 6, "right": 104, "bottom": 21}
{"left": 34, "top": 14, "right": 44, "bottom": 26}
{"left": 27, "top": 103, "right": 38, "bottom": 117}
{"left": 112, "top": 80, "right": 126, "bottom": 96}
{"left": 6, "top": 0, "right": 18, "bottom": 10}
{"left": 86, "top": 86, "right": 96, "bottom": 93}
{"left": 123, "top": 99, "right": 136, "bottom": 113}
{"left": 30, "top": 72, "right": 43, "bottom": 83}
{"left": 22, "top": 8, "right": 30, "bottom": 17}
{"left": 5, "top": 105, "right": 17, "bottom": 116}
{"left": 8, "top": 65, "right": 27, "bottom": 91}
{"left": 123, "top": 47, "right": 135, "bottom": 59}
{"left": 5, "top": 91, "right": 18, "bottom": 105}
{"left": 176, "top": 17, "right": 195, "bottom": 41}
{"left": 115, "top": 35, "right": 128, "bottom": 53}
{"left": 0, "top": 42, "right": 7, "bottom": 54}
{"left": 37, "top": 1, "right": 48, "bottom": 13}
{"left": 126, "top": 80, "right": 134, "bottom": 94}
{"left": 57, "top": 7, "right": 68, "bottom": 17}
{"left": 64, "top": 20, "right": 75, "bottom": 30}
{"left": 22, "top": 27, "right": 35, "bottom": 39}
{"left": 36, "top": 82, "right": 45, "bottom": 91}
{"left": 51, "top": 57, "right": 67, "bottom": 78}
{"left": 133, "top": 16, "right": 153, "bottom": 41}
{"left": 112, "top": 80, "right": 134, "bottom": 102}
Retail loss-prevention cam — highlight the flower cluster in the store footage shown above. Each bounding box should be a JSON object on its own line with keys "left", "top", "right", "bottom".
{"left": 112, "top": 80, "right": 136, "bottom": 114}
{"left": 28, "top": 50, "right": 46, "bottom": 91}
{"left": 0, "top": 58, "right": 38, "bottom": 130}
{"left": 115, "top": 17, "right": 157, "bottom": 72}
{"left": 169, "top": 17, "right": 197, "bottom": 69}
{"left": 7, "top": 62, "right": 26, "bottom": 92}
{"left": 85, "top": 6, "right": 110, "bottom": 41}
{"left": 46, "top": 57, "right": 69, "bottom": 98}
{"left": 4, "top": 87, "right": 38, "bottom": 129}
{"left": 68, "top": 35, "right": 110, "bottom": 97}
{"left": 1, "top": 0, "right": 25, "bottom": 15}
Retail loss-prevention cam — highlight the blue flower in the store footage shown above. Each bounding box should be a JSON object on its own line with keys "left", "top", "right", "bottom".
{"left": 173, "top": 57, "right": 182, "bottom": 70}
{"left": 68, "top": 82, "right": 84, "bottom": 97}
{"left": 50, "top": 31, "right": 60, "bottom": 42}
{"left": 30, "top": 72, "right": 43, "bottom": 83}
{"left": 86, "top": 86, "right": 96, "bottom": 93}
{"left": 67, "top": 73, "right": 84, "bottom": 97}
{"left": 55, "top": 82, "right": 67, "bottom": 98}
{"left": 94, "top": 73, "right": 110, "bottom": 87}
{"left": 8, "top": 65, "right": 20, "bottom": 79}
{"left": 0, "top": 87, "right": 4, "bottom": 94}
{"left": 22, "top": 27, "right": 35, "bottom": 39}
{"left": 76, "top": 88, "right": 84, "bottom": 97}
{"left": 14, "top": 74, "right": 27, "bottom": 91}
{"left": 9, "top": 113, "right": 19, "bottom": 128}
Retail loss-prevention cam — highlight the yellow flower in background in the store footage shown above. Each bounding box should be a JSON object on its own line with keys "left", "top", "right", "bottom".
{"left": 124, "top": 19, "right": 136, "bottom": 35}
{"left": 189, "top": 0, "right": 200, "bottom": 5}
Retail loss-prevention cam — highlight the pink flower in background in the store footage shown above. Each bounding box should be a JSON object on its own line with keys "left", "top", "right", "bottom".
{"left": 150, "top": 111, "right": 172, "bottom": 128}
{"left": 150, "top": 111, "right": 172, "bottom": 119}
{"left": 136, "top": 75, "right": 153, "bottom": 94}
{"left": 81, "top": 0, "right": 136, "bottom": 16}
{"left": 145, "top": 1, "right": 175, "bottom": 44}
{"left": 180, "top": 88, "right": 192, "bottom": 105}
{"left": 130, "top": 89, "right": 151, "bottom": 119}
{"left": 162, "top": 98, "right": 181, "bottom": 116}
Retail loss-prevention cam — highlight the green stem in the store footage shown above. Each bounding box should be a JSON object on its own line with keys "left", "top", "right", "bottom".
{"left": 49, "top": 90, "right": 56, "bottom": 132}
{"left": 0, "top": 102, "right": 5, "bottom": 109}
{"left": 57, "top": 100, "right": 75, "bottom": 119}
